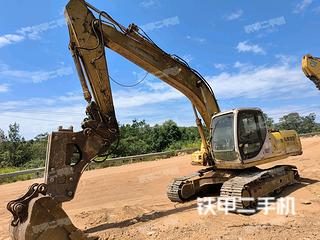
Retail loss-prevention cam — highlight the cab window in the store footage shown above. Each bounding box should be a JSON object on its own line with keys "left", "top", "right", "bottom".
{"left": 211, "top": 113, "right": 237, "bottom": 161}
{"left": 238, "top": 111, "right": 266, "bottom": 160}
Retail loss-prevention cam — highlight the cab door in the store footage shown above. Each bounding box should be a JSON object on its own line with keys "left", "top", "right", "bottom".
{"left": 237, "top": 110, "right": 267, "bottom": 160}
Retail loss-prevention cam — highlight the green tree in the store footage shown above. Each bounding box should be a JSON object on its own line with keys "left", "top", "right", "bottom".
{"left": 0, "top": 128, "right": 6, "bottom": 143}
{"left": 150, "top": 120, "right": 182, "bottom": 152}
{"left": 112, "top": 120, "right": 153, "bottom": 157}
{"left": 300, "top": 113, "right": 318, "bottom": 133}
{"left": 277, "top": 113, "right": 302, "bottom": 132}
{"left": 5, "top": 123, "right": 32, "bottom": 167}
{"left": 263, "top": 113, "right": 275, "bottom": 129}
{"left": 8, "top": 123, "right": 22, "bottom": 143}
{"left": 25, "top": 133, "right": 48, "bottom": 168}
{"left": 34, "top": 133, "right": 48, "bottom": 142}
{"left": 0, "top": 128, "right": 8, "bottom": 167}
{"left": 276, "top": 112, "right": 319, "bottom": 134}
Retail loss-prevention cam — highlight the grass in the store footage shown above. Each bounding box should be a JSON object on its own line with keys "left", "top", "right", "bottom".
{"left": 0, "top": 166, "right": 27, "bottom": 174}
{"left": 0, "top": 166, "right": 43, "bottom": 184}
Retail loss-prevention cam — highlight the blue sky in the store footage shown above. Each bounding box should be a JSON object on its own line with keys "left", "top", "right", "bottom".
{"left": 0, "top": 0, "right": 319, "bottom": 139}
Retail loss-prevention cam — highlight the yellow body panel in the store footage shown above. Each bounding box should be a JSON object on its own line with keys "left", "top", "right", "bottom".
{"left": 302, "top": 54, "right": 320, "bottom": 79}
{"left": 270, "top": 130, "right": 302, "bottom": 157}
{"left": 191, "top": 143, "right": 207, "bottom": 165}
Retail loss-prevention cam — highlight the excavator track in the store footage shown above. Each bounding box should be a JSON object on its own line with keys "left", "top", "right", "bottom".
{"left": 167, "top": 167, "right": 218, "bottom": 202}
{"left": 167, "top": 174, "right": 200, "bottom": 202}
{"left": 167, "top": 179, "right": 187, "bottom": 202}
{"left": 167, "top": 165, "right": 299, "bottom": 209}
{"left": 220, "top": 169, "right": 268, "bottom": 210}
{"left": 220, "top": 165, "right": 299, "bottom": 210}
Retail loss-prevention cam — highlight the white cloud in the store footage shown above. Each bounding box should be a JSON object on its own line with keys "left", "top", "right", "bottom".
{"left": 114, "top": 89, "right": 182, "bottom": 109}
{"left": 206, "top": 60, "right": 317, "bottom": 100}
{"left": 0, "top": 85, "right": 183, "bottom": 138}
{"left": 0, "top": 34, "right": 25, "bottom": 48}
{"left": 0, "top": 18, "right": 65, "bottom": 48}
{"left": 293, "top": 0, "right": 313, "bottom": 13}
{"left": 0, "top": 105, "right": 85, "bottom": 139}
{"left": 265, "top": 104, "right": 320, "bottom": 122}
{"left": 2, "top": 57, "right": 319, "bottom": 139}
{"left": 140, "top": 0, "right": 159, "bottom": 8}
{"left": 0, "top": 93, "right": 87, "bottom": 139}
{"left": 31, "top": 67, "right": 73, "bottom": 83}
{"left": 233, "top": 61, "right": 255, "bottom": 72}
{"left": 0, "top": 64, "right": 73, "bottom": 83}
{"left": 143, "top": 79, "right": 167, "bottom": 91}
{"left": 186, "top": 35, "right": 207, "bottom": 44}
{"left": 275, "top": 54, "right": 298, "bottom": 65}
{"left": 141, "top": 16, "right": 180, "bottom": 32}
{"left": 17, "top": 18, "right": 65, "bottom": 40}
{"left": 236, "top": 41, "right": 265, "bottom": 54}
{"left": 213, "top": 63, "right": 226, "bottom": 70}
{"left": 224, "top": 9, "right": 243, "bottom": 21}
{"left": 0, "top": 84, "right": 9, "bottom": 93}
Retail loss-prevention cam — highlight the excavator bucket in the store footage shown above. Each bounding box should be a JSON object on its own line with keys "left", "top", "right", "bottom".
{"left": 7, "top": 111, "right": 114, "bottom": 239}
{"left": 7, "top": 185, "right": 96, "bottom": 240}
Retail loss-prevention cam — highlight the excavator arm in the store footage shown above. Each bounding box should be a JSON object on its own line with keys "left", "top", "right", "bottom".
{"left": 7, "top": 1, "right": 219, "bottom": 239}
{"left": 65, "top": 0, "right": 219, "bottom": 166}
{"left": 66, "top": 0, "right": 219, "bottom": 128}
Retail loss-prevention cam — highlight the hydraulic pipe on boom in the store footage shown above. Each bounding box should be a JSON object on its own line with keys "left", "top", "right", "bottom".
{"left": 68, "top": 0, "right": 220, "bottom": 166}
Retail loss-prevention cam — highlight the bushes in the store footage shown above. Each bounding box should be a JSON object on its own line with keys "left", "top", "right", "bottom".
{"left": 111, "top": 120, "right": 201, "bottom": 157}
{"left": 0, "top": 124, "right": 47, "bottom": 168}
{"left": 0, "top": 112, "right": 319, "bottom": 169}
{"left": 0, "top": 123, "right": 32, "bottom": 167}
{"left": 276, "top": 113, "right": 320, "bottom": 133}
{"left": 0, "top": 120, "right": 201, "bottom": 168}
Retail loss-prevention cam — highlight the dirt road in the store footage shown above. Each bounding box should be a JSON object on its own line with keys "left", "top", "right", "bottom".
{"left": 1, "top": 137, "right": 320, "bottom": 240}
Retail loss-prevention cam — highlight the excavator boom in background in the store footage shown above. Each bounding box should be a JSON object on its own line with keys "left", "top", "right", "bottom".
{"left": 7, "top": 1, "right": 303, "bottom": 239}
{"left": 302, "top": 54, "right": 320, "bottom": 90}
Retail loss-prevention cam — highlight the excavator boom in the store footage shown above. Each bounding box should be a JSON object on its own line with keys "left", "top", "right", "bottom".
{"left": 66, "top": 0, "right": 219, "bottom": 129}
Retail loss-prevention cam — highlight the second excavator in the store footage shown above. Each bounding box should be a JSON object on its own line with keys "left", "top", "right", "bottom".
{"left": 302, "top": 54, "right": 320, "bottom": 90}
{"left": 7, "top": 1, "right": 303, "bottom": 239}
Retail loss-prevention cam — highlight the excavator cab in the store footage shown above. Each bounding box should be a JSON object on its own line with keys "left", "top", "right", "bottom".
{"left": 210, "top": 108, "right": 301, "bottom": 169}
{"left": 211, "top": 108, "right": 267, "bottom": 163}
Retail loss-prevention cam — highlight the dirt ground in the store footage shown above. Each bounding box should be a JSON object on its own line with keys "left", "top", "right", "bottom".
{"left": 1, "top": 136, "right": 320, "bottom": 240}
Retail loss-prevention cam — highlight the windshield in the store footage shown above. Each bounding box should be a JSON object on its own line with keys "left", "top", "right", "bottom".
{"left": 211, "top": 113, "right": 235, "bottom": 151}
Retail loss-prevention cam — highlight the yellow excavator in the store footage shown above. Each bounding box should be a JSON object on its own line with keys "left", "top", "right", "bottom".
{"left": 7, "top": 1, "right": 303, "bottom": 239}
{"left": 302, "top": 54, "right": 320, "bottom": 90}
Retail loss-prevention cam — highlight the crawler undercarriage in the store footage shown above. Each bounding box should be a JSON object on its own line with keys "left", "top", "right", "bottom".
{"left": 167, "top": 165, "right": 299, "bottom": 209}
